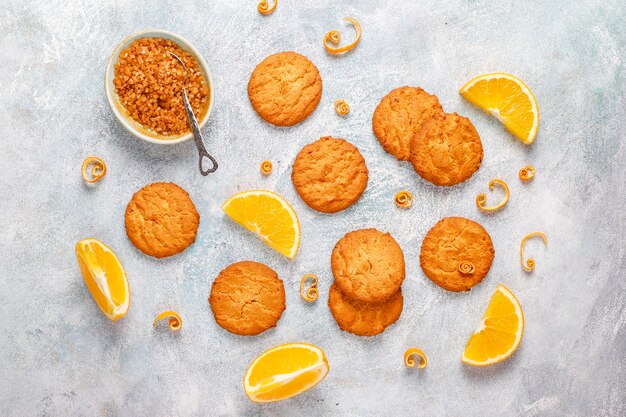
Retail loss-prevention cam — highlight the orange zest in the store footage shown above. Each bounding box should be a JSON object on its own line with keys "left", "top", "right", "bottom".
{"left": 300, "top": 274, "right": 319, "bottom": 303}
{"left": 324, "top": 17, "right": 361, "bottom": 54}
{"left": 520, "top": 232, "right": 548, "bottom": 271}
{"left": 458, "top": 261, "right": 475, "bottom": 275}
{"left": 153, "top": 310, "right": 182, "bottom": 331}
{"left": 334, "top": 99, "right": 350, "bottom": 116}
{"left": 81, "top": 156, "right": 107, "bottom": 183}
{"left": 519, "top": 165, "right": 536, "bottom": 181}
{"left": 404, "top": 348, "right": 428, "bottom": 369}
{"left": 260, "top": 160, "right": 273, "bottom": 176}
{"left": 476, "top": 179, "right": 509, "bottom": 212}
{"left": 257, "top": 0, "right": 277, "bottom": 15}
{"left": 394, "top": 191, "right": 413, "bottom": 209}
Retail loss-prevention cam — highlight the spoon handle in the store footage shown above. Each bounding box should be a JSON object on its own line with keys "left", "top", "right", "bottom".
{"left": 182, "top": 89, "right": 218, "bottom": 176}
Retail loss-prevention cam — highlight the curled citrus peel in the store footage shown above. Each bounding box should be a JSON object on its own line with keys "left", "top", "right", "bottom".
{"left": 458, "top": 261, "right": 475, "bottom": 275}
{"left": 520, "top": 232, "right": 548, "bottom": 271}
{"left": 257, "top": 0, "right": 277, "bottom": 15}
{"left": 300, "top": 274, "right": 319, "bottom": 303}
{"left": 324, "top": 17, "right": 361, "bottom": 54}
{"left": 519, "top": 165, "right": 536, "bottom": 181}
{"left": 334, "top": 99, "right": 350, "bottom": 116}
{"left": 260, "top": 160, "right": 273, "bottom": 176}
{"left": 476, "top": 179, "right": 509, "bottom": 212}
{"left": 394, "top": 191, "right": 413, "bottom": 209}
{"left": 404, "top": 348, "right": 427, "bottom": 369}
{"left": 153, "top": 310, "right": 182, "bottom": 331}
{"left": 81, "top": 156, "right": 107, "bottom": 183}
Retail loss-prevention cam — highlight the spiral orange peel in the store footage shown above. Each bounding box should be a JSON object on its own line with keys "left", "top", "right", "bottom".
{"left": 257, "top": 0, "right": 277, "bottom": 15}
{"left": 324, "top": 17, "right": 361, "bottom": 54}
{"left": 520, "top": 232, "right": 548, "bottom": 271}
{"left": 476, "top": 179, "right": 509, "bottom": 212}
{"left": 300, "top": 274, "right": 319, "bottom": 303}
{"left": 404, "top": 348, "right": 427, "bottom": 369}
{"left": 153, "top": 310, "right": 182, "bottom": 331}
{"left": 81, "top": 156, "right": 107, "bottom": 183}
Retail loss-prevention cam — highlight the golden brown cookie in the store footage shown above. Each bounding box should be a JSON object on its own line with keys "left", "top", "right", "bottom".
{"left": 410, "top": 112, "right": 483, "bottom": 186}
{"left": 419, "top": 217, "right": 495, "bottom": 292}
{"left": 328, "top": 283, "right": 403, "bottom": 337}
{"left": 209, "top": 261, "right": 286, "bottom": 336}
{"left": 291, "top": 137, "right": 369, "bottom": 213}
{"left": 331, "top": 228, "right": 405, "bottom": 303}
{"left": 248, "top": 51, "right": 322, "bottom": 126}
{"left": 125, "top": 182, "right": 199, "bottom": 258}
{"left": 372, "top": 86, "right": 443, "bottom": 160}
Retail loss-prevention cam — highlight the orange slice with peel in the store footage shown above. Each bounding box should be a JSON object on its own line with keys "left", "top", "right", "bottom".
{"left": 462, "top": 284, "right": 524, "bottom": 366}
{"left": 460, "top": 73, "right": 539, "bottom": 145}
{"left": 244, "top": 343, "right": 329, "bottom": 403}
{"left": 222, "top": 190, "right": 300, "bottom": 258}
{"left": 75, "top": 238, "right": 129, "bottom": 321}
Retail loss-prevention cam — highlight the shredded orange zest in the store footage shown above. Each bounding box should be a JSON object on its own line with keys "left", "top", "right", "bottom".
{"left": 257, "top": 0, "right": 277, "bottom": 15}
{"left": 300, "top": 274, "right": 319, "bottom": 303}
{"left": 334, "top": 99, "right": 350, "bottom": 116}
{"left": 476, "top": 179, "right": 509, "bottom": 212}
{"left": 458, "top": 261, "right": 475, "bottom": 275}
{"left": 153, "top": 310, "right": 182, "bottom": 331}
{"left": 404, "top": 348, "right": 427, "bottom": 369}
{"left": 520, "top": 232, "right": 548, "bottom": 271}
{"left": 81, "top": 156, "right": 107, "bottom": 183}
{"left": 324, "top": 17, "right": 361, "bottom": 54}
{"left": 394, "top": 191, "right": 413, "bottom": 209}
{"left": 260, "top": 160, "right": 273, "bottom": 175}
{"left": 519, "top": 165, "right": 536, "bottom": 181}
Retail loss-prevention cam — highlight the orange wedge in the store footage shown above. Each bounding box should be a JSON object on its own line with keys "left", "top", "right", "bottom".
{"left": 460, "top": 73, "right": 539, "bottom": 144}
{"left": 75, "top": 238, "right": 129, "bottom": 321}
{"left": 222, "top": 190, "right": 300, "bottom": 258}
{"left": 244, "top": 343, "right": 329, "bottom": 403}
{"left": 462, "top": 284, "right": 524, "bottom": 366}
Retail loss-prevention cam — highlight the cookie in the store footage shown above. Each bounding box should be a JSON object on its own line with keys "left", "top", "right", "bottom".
{"left": 419, "top": 217, "right": 495, "bottom": 292}
{"left": 291, "top": 137, "right": 369, "bottom": 213}
{"left": 372, "top": 86, "right": 443, "bottom": 160}
{"left": 331, "top": 228, "right": 405, "bottom": 303}
{"left": 125, "top": 182, "right": 199, "bottom": 258}
{"left": 248, "top": 51, "right": 322, "bottom": 126}
{"left": 410, "top": 112, "right": 483, "bottom": 186}
{"left": 328, "top": 283, "right": 402, "bottom": 337}
{"left": 209, "top": 261, "right": 286, "bottom": 336}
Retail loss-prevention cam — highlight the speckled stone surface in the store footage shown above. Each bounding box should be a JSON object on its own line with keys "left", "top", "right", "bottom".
{"left": 1, "top": 1, "right": 625, "bottom": 416}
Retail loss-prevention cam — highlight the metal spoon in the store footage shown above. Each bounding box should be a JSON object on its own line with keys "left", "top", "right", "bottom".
{"left": 168, "top": 52, "right": 218, "bottom": 176}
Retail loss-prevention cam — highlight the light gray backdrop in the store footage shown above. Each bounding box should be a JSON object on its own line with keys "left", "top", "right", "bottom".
{"left": 1, "top": 0, "right": 624, "bottom": 416}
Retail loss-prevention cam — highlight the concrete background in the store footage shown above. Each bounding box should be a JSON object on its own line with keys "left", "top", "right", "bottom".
{"left": 1, "top": 0, "right": 624, "bottom": 415}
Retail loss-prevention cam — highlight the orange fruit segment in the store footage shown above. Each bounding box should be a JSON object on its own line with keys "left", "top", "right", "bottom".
{"left": 222, "top": 190, "right": 301, "bottom": 258}
{"left": 75, "top": 238, "right": 130, "bottom": 321}
{"left": 460, "top": 73, "right": 539, "bottom": 145}
{"left": 462, "top": 284, "right": 524, "bottom": 366}
{"left": 244, "top": 343, "right": 329, "bottom": 403}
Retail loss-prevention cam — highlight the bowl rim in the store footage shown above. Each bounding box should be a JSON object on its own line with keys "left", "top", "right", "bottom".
{"left": 104, "top": 29, "right": 214, "bottom": 145}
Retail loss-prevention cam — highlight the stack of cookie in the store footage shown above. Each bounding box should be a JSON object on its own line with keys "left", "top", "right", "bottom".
{"left": 328, "top": 228, "right": 405, "bottom": 337}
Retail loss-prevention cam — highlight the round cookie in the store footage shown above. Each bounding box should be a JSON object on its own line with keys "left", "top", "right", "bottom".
{"left": 209, "top": 261, "right": 286, "bottom": 336}
{"left": 291, "top": 137, "right": 369, "bottom": 213}
{"left": 410, "top": 112, "right": 483, "bottom": 186}
{"left": 419, "top": 217, "right": 495, "bottom": 292}
{"left": 125, "top": 182, "right": 199, "bottom": 258}
{"left": 331, "top": 228, "right": 405, "bottom": 303}
{"left": 328, "top": 283, "right": 403, "bottom": 337}
{"left": 372, "top": 86, "right": 443, "bottom": 160}
{"left": 248, "top": 51, "right": 322, "bottom": 126}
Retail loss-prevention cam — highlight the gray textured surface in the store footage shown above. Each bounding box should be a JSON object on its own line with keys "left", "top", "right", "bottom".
{"left": 1, "top": 0, "right": 625, "bottom": 416}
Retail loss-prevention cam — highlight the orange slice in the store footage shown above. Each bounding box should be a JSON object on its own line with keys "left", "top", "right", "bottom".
{"left": 460, "top": 73, "right": 539, "bottom": 144}
{"left": 244, "top": 343, "right": 329, "bottom": 403}
{"left": 222, "top": 190, "right": 300, "bottom": 258}
{"left": 75, "top": 238, "right": 129, "bottom": 321}
{"left": 462, "top": 284, "right": 524, "bottom": 366}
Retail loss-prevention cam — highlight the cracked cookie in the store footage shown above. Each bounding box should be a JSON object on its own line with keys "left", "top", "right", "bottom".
{"left": 209, "top": 261, "right": 286, "bottom": 336}
{"left": 291, "top": 136, "right": 368, "bottom": 213}
{"left": 248, "top": 51, "right": 322, "bottom": 126}
{"left": 328, "top": 283, "right": 402, "bottom": 337}
{"left": 331, "top": 228, "right": 405, "bottom": 303}
{"left": 125, "top": 182, "right": 199, "bottom": 258}
{"left": 420, "top": 217, "right": 495, "bottom": 292}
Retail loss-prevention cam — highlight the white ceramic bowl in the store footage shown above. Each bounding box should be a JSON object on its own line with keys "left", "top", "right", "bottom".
{"left": 104, "top": 29, "right": 214, "bottom": 145}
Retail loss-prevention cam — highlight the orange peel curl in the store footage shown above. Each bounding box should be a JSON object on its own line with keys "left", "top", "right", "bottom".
{"left": 394, "top": 191, "right": 413, "bottom": 209}
{"left": 81, "top": 156, "right": 107, "bottom": 183}
{"left": 153, "top": 310, "right": 182, "bottom": 331}
{"left": 324, "top": 17, "right": 361, "bottom": 54}
{"left": 257, "top": 0, "right": 277, "bottom": 15}
{"left": 476, "top": 179, "right": 509, "bottom": 212}
{"left": 520, "top": 232, "right": 548, "bottom": 271}
{"left": 404, "top": 348, "right": 428, "bottom": 369}
{"left": 300, "top": 274, "right": 319, "bottom": 303}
